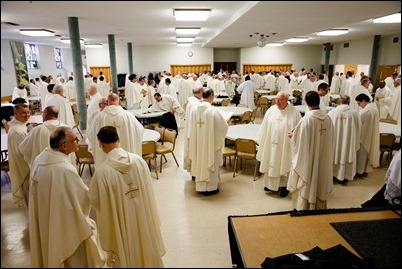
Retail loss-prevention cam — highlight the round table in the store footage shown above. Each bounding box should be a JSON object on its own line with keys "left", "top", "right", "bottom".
{"left": 128, "top": 108, "right": 166, "bottom": 119}
{"left": 379, "top": 122, "right": 401, "bottom": 138}
{"left": 143, "top": 129, "right": 160, "bottom": 142}
{"left": 226, "top": 124, "right": 261, "bottom": 143}
{"left": 217, "top": 106, "right": 252, "bottom": 117}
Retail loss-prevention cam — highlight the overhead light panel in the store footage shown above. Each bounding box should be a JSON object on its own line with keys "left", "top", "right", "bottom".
{"left": 317, "top": 29, "right": 348, "bottom": 36}
{"left": 176, "top": 37, "right": 195, "bottom": 42}
{"left": 85, "top": 43, "right": 103, "bottom": 48}
{"left": 177, "top": 43, "right": 192, "bottom": 47}
{"left": 174, "top": 9, "right": 211, "bottom": 21}
{"left": 175, "top": 27, "right": 201, "bottom": 35}
{"left": 373, "top": 12, "right": 401, "bottom": 23}
{"left": 20, "top": 29, "right": 55, "bottom": 37}
{"left": 61, "top": 38, "right": 85, "bottom": 44}
{"left": 267, "top": 42, "right": 284, "bottom": 47}
{"left": 286, "top": 37, "right": 309, "bottom": 43}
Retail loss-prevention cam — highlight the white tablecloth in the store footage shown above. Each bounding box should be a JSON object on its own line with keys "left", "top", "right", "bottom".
{"left": 217, "top": 106, "right": 252, "bottom": 117}
{"left": 143, "top": 129, "right": 160, "bottom": 142}
{"left": 128, "top": 108, "right": 166, "bottom": 119}
{"left": 226, "top": 124, "right": 261, "bottom": 143}
{"left": 379, "top": 122, "right": 401, "bottom": 138}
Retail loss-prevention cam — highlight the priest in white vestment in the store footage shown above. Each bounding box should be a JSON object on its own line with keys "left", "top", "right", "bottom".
{"left": 133, "top": 76, "right": 149, "bottom": 109}
{"left": 177, "top": 74, "right": 193, "bottom": 110}
{"left": 330, "top": 72, "right": 341, "bottom": 94}
{"left": 86, "top": 85, "right": 104, "bottom": 127}
{"left": 125, "top": 74, "right": 142, "bottom": 110}
{"left": 89, "top": 126, "right": 165, "bottom": 268}
{"left": 327, "top": 95, "right": 361, "bottom": 182}
{"left": 7, "top": 104, "right": 31, "bottom": 208}
{"left": 355, "top": 93, "right": 380, "bottom": 175}
{"left": 29, "top": 127, "right": 105, "bottom": 268}
{"left": 19, "top": 105, "right": 75, "bottom": 168}
{"left": 374, "top": 81, "right": 392, "bottom": 119}
{"left": 237, "top": 75, "right": 255, "bottom": 109}
{"left": 287, "top": 91, "right": 335, "bottom": 210}
{"left": 29, "top": 79, "right": 41, "bottom": 96}
{"left": 63, "top": 76, "right": 76, "bottom": 102}
{"left": 317, "top": 82, "right": 330, "bottom": 110}
{"left": 386, "top": 78, "right": 401, "bottom": 125}
{"left": 12, "top": 82, "right": 28, "bottom": 102}
{"left": 46, "top": 84, "right": 75, "bottom": 127}
{"left": 183, "top": 86, "right": 204, "bottom": 178}
{"left": 188, "top": 88, "right": 228, "bottom": 195}
{"left": 96, "top": 75, "right": 110, "bottom": 97}
{"left": 87, "top": 93, "right": 144, "bottom": 169}
{"left": 257, "top": 92, "right": 301, "bottom": 197}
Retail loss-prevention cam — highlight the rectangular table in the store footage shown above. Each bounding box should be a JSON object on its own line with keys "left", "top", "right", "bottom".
{"left": 228, "top": 208, "right": 400, "bottom": 268}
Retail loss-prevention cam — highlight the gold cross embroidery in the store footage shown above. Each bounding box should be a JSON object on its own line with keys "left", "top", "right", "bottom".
{"left": 275, "top": 117, "right": 282, "bottom": 123}
{"left": 337, "top": 114, "right": 347, "bottom": 122}
{"left": 271, "top": 141, "right": 278, "bottom": 146}
{"left": 113, "top": 120, "right": 120, "bottom": 128}
{"left": 197, "top": 118, "right": 205, "bottom": 128}
{"left": 319, "top": 125, "right": 326, "bottom": 135}
{"left": 125, "top": 183, "right": 139, "bottom": 198}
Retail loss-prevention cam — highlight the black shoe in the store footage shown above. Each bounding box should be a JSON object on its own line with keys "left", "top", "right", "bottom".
{"left": 191, "top": 176, "right": 196, "bottom": 180}
{"left": 279, "top": 187, "right": 289, "bottom": 198}
{"left": 264, "top": 187, "right": 275, "bottom": 192}
{"left": 355, "top": 173, "right": 368, "bottom": 178}
{"left": 203, "top": 189, "right": 220, "bottom": 196}
{"left": 334, "top": 178, "right": 348, "bottom": 185}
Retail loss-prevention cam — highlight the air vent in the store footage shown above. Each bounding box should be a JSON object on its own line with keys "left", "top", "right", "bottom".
{"left": 393, "top": 37, "right": 399, "bottom": 43}
{"left": 2, "top": 21, "right": 20, "bottom": 26}
{"left": 343, "top": 43, "right": 349, "bottom": 48}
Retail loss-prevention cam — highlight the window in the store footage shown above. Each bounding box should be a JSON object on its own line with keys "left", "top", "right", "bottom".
{"left": 24, "top": 43, "right": 39, "bottom": 69}
{"left": 54, "top": 47, "right": 63, "bottom": 69}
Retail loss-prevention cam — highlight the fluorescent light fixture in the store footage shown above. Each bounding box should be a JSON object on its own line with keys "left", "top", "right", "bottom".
{"left": 61, "top": 38, "right": 85, "bottom": 44}
{"left": 373, "top": 12, "right": 401, "bottom": 23}
{"left": 85, "top": 43, "right": 103, "bottom": 48}
{"left": 20, "top": 29, "right": 55, "bottom": 37}
{"left": 267, "top": 42, "right": 284, "bottom": 47}
{"left": 174, "top": 9, "right": 211, "bottom": 21}
{"left": 176, "top": 37, "right": 195, "bottom": 42}
{"left": 175, "top": 27, "right": 201, "bottom": 35}
{"left": 177, "top": 43, "right": 192, "bottom": 47}
{"left": 286, "top": 37, "right": 309, "bottom": 43}
{"left": 317, "top": 29, "right": 348, "bottom": 36}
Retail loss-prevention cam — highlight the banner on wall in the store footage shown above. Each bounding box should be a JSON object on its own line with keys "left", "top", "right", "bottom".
{"left": 10, "top": 41, "right": 29, "bottom": 89}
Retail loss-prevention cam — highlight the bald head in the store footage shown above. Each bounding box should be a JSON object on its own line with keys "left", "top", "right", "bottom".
{"left": 54, "top": 84, "right": 64, "bottom": 95}
{"left": 107, "top": 93, "right": 120, "bottom": 105}
{"left": 87, "top": 85, "right": 97, "bottom": 96}
{"left": 339, "top": 94, "right": 350, "bottom": 105}
{"left": 43, "top": 105, "right": 59, "bottom": 121}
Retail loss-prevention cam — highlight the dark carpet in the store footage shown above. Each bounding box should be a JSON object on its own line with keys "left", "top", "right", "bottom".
{"left": 330, "top": 218, "right": 401, "bottom": 268}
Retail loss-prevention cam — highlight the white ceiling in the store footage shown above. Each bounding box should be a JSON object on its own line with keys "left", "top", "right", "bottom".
{"left": 1, "top": 1, "right": 401, "bottom": 49}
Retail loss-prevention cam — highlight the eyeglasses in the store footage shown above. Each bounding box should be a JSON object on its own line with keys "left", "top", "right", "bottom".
{"left": 64, "top": 137, "right": 80, "bottom": 144}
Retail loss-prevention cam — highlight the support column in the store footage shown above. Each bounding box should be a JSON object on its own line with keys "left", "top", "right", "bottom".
{"left": 68, "top": 17, "right": 86, "bottom": 130}
{"left": 127, "top": 42, "right": 133, "bottom": 74}
{"left": 369, "top": 35, "right": 381, "bottom": 86}
{"left": 108, "top": 34, "right": 118, "bottom": 94}
{"left": 324, "top": 42, "right": 331, "bottom": 74}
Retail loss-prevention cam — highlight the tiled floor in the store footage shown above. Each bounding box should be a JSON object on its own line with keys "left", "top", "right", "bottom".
{"left": 1, "top": 115, "right": 389, "bottom": 268}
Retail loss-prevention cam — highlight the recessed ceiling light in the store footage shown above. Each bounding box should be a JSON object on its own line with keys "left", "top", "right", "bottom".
{"left": 20, "top": 29, "right": 55, "bottom": 37}
{"left": 175, "top": 27, "right": 201, "bottom": 35}
{"left": 267, "top": 43, "right": 284, "bottom": 47}
{"left": 176, "top": 37, "right": 195, "bottom": 42}
{"left": 286, "top": 37, "right": 309, "bottom": 43}
{"left": 177, "top": 43, "right": 192, "bottom": 47}
{"left": 317, "top": 29, "right": 348, "bottom": 36}
{"left": 174, "top": 9, "right": 211, "bottom": 21}
{"left": 61, "top": 38, "right": 84, "bottom": 44}
{"left": 373, "top": 12, "right": 401, "bottom": 23}
{"left": 85, "top": 43, "right": 103, "bottom": 48}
